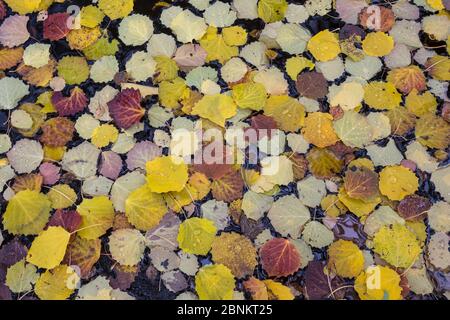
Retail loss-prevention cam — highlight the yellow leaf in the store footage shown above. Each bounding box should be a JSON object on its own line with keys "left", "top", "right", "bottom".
{"left": 67, "top": 27, "right": 102, "bottom": 51}
{"left": 91, "top": 124, "right": 119, "bottom": 148}
{"left": 177, "top": 217, "right": 217, "bottom": 255}
{"left": 222, "top": 26, "right": 248, "bottom": 46}
{"left": 232, "top": 82, "right": 267, "bottom": 111}
{"left": 257, "top": 0, "right": 288, "bottom": 23}
{"left": 426, "top": 55, "right": 450, "bottom": 81}
{"left": 285, "top": 56, "right": 314, "bottom": 80}
{"left": 125, "top": 184, "right": 168, "bottom": 231}
{"left": 146, "top": 156, "right": 189, "bottom": 193}
{"left": 4, "top": 0, "right": 41, "bottom": 14}
{"left": 415, "top": 113, "right": 450, "bottom": 150}
{"left": 5, "top": 259, "right": 39, "bottom": 293}
{"left": 263, "top": 280, "right": 295, "bottom": 300}
{"left": 405, "top": 89, "right": 437, "bottom": 117}
{"left": 76, "top": 196, "right": 115, "bottom": 239}
{"left": 154, "top": 56, "right": 179, "bottom": 83}
{"left": 192, "top": 94, "right": 237, "bottom": 127}
{"left": 362, "top": 32, "right": 394, "bottom": 57}
{"left": 306, "top": 147, "right": 343, "bottom": 179}
{"left": 47, "top": 184, "right": 77, "bottom": 209}
{"left": 2, "top": 190, "right": 51, "bottom": 235}
{"left": 373, "top": 223, "right": 422, "bottom": 268}
{"left": 338, "top": 187, "right": 381, "bottom": 217}
{"left": 35, "top": 265, "right": 79, "bottom": 300}
{"left": 43, "top": 145, "right": 66, "bottom": 162}
{"left": 379, "top": 166, "right": 419, "bottom": 201}
{"left": 327, "top": 239, "right": 365, "bottom": 278}
{"left": 81, "top": 5, "right": 105, "bottom": 28}
{"left": 355, "top": 266, "right": 402, "bottom": 300}
{"left": 302, "top": 112, "right": 339, "bottom": 148}
{"left": 264, "top": 95, "right": 305, "bottom": 132}
{"left": 427, "top": 0, "right": 444, "bottom": 10}
{"left": 159, "top": 77, "right": 188, "bottom": 109}
{"left": 364, "top": 82, "right": 402, "bottom": 110}
{"left": 98, "top": 0, "right": 134, "bottom": 20}
{"left": 26, "top": 226, "right": 71, "bottom": 269}
{"left": 307, "top": 30, "right": 341, "bottom": 62}
{"left": 195, "top": 264, "right": 235, "bottom": 300}
{"left": 200, "top": 27, "right": 238, "bottom": 64}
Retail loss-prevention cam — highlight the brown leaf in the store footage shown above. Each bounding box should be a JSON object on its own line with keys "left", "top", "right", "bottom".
{"left": 211, "top": 167, "right": 244, "bottom": 202}
{"left": 40, "top": 117, "right": 75, "bottom": 147}
{"left": 359, "top": 6, "right": 395, "bottom": 32}
{"left": 288, "top": 153, "right": 308, "bottom": 181}
{"left": 397, "top": 195, "right": 431, "bottom": 221}
{"left": 296, "top": 71, "right": 328, "bottom": 99}
{"left": 0, "top": 47, "right": 23, "bottom": 70}
{"left": 12, "top": 174, "right": 43, "bottom": 193}
{"left": 243, "top": 277, "right": 269, "bottom": 300}
{"left": 387, "top": 66, "right": 426, "bottom": 94}
{"left": 16, "top": 59, "right": 56, "bottom": 87}
{"left": 343, "top": 166, "right": 379, "bottom": 200}
{"left": 63, "top": 236, "right": 101, "bottom": 279}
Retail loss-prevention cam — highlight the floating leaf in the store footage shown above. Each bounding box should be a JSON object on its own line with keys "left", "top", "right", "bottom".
{"left": 57, "top": 56, "right": 90, "bottom": 85}
{"left": 192, "top": 94, "right": 237, "bottom": 127}
{"left": 264, "top": 95, "right": 305, "bottom": 132}
{"left": 355, "top": 266, "right": 402, "bottom": 300}
{"left": 195, "top": 264, "right": 235, "bottom": 300}
{"left": 76, "top": 196, "right": 115, "bottom": 239}
{"left": 307, "top": 30, "right": 341, "bottom": 62}
{"left": 327, "top": 239, "right": 364, "bottom": 278}
{"left": 26, "top": 226, "right": 71, "bottom": 269}
{"left": 211, "top": 232, "right": 257, "bottom": 278}
{"left": 373, "top": 224, "right": 421, "bottom": 268}
{"left": 0, "top": 15, "right": 29, "bottom": 47}
{"left": 109, "top": 228, "right": 146, "bottom": 266}
{"left": 125, "top": 185, "right": 167, "bottom": 231}
{"left": 43, "top": 13, "right": 70, "bottom": 41}
{"left": 379, "top": 166, "right": 418, "bottom": 201}
{"left": 35, "top": 265, "right": 78, "bottom": 300}
{"left": 415, "top": 113, "right": 450, "bottom": 150}
{"left": 211, "top": 168, "right": 244, "bottom": 203}
{"left": 260, "top": 238, "right": 301, "bottom": 278}
{"left": 40, "top": 117, "right": 75, "bottom": 147}
{"left": 343, "top": 166, "right": 379, "bottom": 200}
{"left": 0, "top": 47, "right": 23, "bottom": 70}
{"left": 177, "top": 217, "right": 217, "bottom": 255}
{"left": 302, "top": 112, "right": 339, "bottom": 148}
{"left": 107, "top": 89, "right": 145, "bottom": 130}
{"left": 258, "top": 0, "right": 288, "bottom": 23}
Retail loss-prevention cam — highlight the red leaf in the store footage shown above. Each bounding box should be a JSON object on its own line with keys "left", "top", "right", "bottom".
{"left": 43, "top": 13, "right": 70, "bottom": 41}
{"left": 259, "top": 238, "right": 301, "bottom": 278}
{"left": 192, "top": 142, "right": 233, "bottom": 180}
{"left": 107, "top": 89, "right": 145, "bottom": 129}
{"left": 52, "top": 87, "right": 88, "bottom": 116}
{"left": 47, "top": 209, "right": 82, "bottom": 233}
